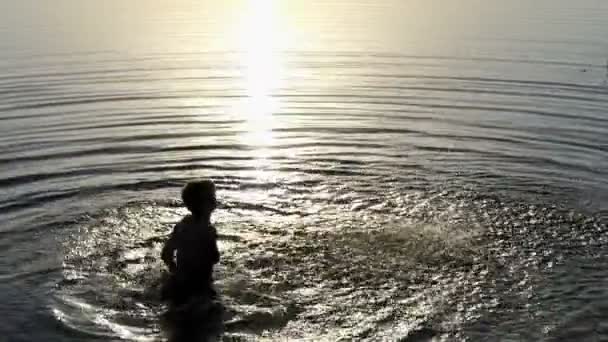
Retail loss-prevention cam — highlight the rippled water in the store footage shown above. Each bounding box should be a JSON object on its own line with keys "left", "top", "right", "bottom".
{"left": 1, "top": 0, "right": 608, "bottom": 341}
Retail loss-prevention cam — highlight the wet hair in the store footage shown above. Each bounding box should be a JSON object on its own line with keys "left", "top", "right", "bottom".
{"left": 181, "top": 180, "right": 216, "bottom": 213}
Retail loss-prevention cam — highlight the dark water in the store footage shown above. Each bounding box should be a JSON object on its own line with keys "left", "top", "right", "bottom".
{"left": 1, "top": 0, "right": 608, "bottom": 340}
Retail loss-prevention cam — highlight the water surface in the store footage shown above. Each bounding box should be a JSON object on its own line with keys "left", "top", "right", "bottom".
{"left": 1, "top": 0, "right": 608, "bottom": 340}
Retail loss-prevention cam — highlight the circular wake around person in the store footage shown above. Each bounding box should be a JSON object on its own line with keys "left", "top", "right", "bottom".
{"left": 160, "top": 180, "right": 224, "bottom": 341}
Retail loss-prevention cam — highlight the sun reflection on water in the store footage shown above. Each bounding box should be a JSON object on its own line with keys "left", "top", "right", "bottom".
{"left": 235, "top": 0, "right": 289, "bottom": 179}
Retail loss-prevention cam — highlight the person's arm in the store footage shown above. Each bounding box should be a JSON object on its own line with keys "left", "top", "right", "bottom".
{"left": 161, "top": 227, "right": 178, "bottom": 273}
{"left": 210, "top": 226, "right": 220, "bottom": 265}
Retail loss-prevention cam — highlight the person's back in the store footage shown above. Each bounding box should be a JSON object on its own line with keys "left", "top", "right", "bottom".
{"left": 161, "top": 180, "right": 220, "bottom": 305}
{"left": 171, "top": 215, "right": 219, "bottom": 284}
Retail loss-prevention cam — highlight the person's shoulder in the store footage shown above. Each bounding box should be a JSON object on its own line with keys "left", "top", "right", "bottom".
{"left": 174, "top": 215, "right": 195, "bottom": 232}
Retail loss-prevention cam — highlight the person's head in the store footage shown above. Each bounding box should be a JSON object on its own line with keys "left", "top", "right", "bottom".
{"left": 181, "top": 180, "right": 217, "bottom": 217}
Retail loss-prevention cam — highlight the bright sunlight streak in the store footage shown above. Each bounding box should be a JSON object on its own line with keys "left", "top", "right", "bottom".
{"left": 237, "top": 0, "right": 287, "bottom": 148}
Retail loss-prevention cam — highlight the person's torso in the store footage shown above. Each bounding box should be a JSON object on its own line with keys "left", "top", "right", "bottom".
{"left": 174, "top": 217, "right": 216, "bottom": 274}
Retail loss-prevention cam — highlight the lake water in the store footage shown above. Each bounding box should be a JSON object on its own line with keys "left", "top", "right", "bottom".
{"left": 1, "top": 0, "right": 608, "bottom": 340}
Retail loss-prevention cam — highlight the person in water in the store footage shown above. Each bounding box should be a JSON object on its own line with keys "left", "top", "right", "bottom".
{"left": 161, "top": 180, "right": 220, "bottom": 306}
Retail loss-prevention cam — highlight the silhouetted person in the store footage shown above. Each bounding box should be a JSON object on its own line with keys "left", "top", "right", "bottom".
{"left": 161, "top": 180, "right": 220, "bottom": 306}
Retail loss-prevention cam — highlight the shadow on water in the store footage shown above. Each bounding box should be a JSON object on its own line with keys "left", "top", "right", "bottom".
{"left": 159, "top": 295, "right": 225, "bottom": 342}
